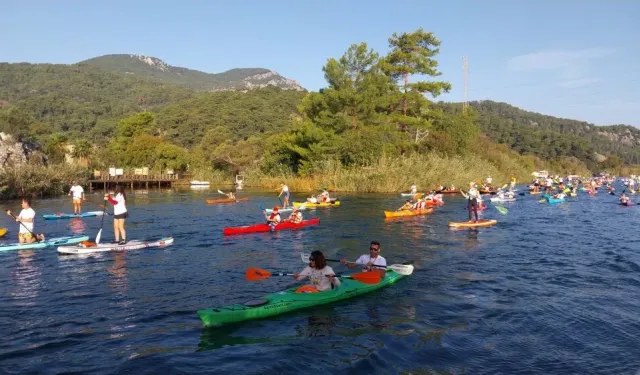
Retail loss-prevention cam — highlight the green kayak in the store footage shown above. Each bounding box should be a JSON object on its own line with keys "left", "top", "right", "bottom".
{"left": 197, "top": 269, "right": 408, "bottom": 327}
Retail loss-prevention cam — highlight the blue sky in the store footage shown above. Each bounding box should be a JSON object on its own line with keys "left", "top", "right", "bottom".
{"left": 2, "top": 0, "right": 638, "bottom": 126}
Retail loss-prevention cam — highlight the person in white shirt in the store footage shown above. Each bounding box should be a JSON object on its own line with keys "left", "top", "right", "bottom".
{"left": 104, "top": 185, "right": 128, "bottom": 244}
{"left": 486, "top": 176, "right": 493, "bottom": 186}
{"left": 68, "top": 181, "right": 85, "bottom": 215}
{"left": 461, "top": 182, "right": 480, "bottom": 222}
{"left": 341, "top": 241, "right": 387, "bottom": 272}
{"left": 6, "top": 198, "right": 45, "bottom": 243}
{"left": 410, "top": 184, "right": 417, "bottom": 194}
{"left": 294, "top": 251, "right": 340, "bottom": 292}
{"left": 278, "top": 183, "right": 290, "bottom": 208}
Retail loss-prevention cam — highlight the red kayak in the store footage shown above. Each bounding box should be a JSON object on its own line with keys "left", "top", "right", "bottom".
{"left": 223, "top": 218, "right": 320, "bottom": 235}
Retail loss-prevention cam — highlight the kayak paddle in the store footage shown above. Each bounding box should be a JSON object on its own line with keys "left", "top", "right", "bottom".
{"left": 299, "top": 253, "right": 414, "bottom": 276}
{"left": 245, "top": 267, "right": 381, "bottom": 284}
{"left": 81, "top": 197, "right": 109, "bottom": 247}
{"left": 494, "top": 205, "right": 508, "bottom": 215}
{"left": 0, "top": 228, "right": 6, "bottom": 238}
{"left": 6, "top": 211, "right": 45, "bottom": 242}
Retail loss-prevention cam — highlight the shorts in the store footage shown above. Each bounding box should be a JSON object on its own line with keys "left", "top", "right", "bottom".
{"left": 114, "top": 212, "right": 128, "bottom": 219}
{"left": 73, "top": 198, "right": 82, "bottom": 203}
{"left": 19, "top": 232, "right": 34, "bottom": 241}
{"left": 284, "top": 191, "right": 290, "bottom": 198}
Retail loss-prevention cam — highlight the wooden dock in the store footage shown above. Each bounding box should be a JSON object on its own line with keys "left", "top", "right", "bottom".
{"left": 88, "top": 172, "right": 181, "bottom": 191}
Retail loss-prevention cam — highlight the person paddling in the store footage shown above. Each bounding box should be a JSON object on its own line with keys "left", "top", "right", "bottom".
{"left": 225, "top": 191, "right": 236, "bottom": 200}
{"left": 287, "top": 207, "right": 303, "bottom": 223}
{"left": 620, "top": 193, "right": 630, "bottom": 204}
{"left": 104, "top": 185, "right": 128, "bottom": 245}
{"left": 410, "top": 184, "right": 417, "bottom": 194}
{"left": 6, "top": 198, "right": 45, "bottom": 243}
{"left": 461, "top": 182, "right": 480, "bottom": 223}
{"left": 278, "top": 183, "right": 290, "bottom": 208}
{"left": 265, "top": 206, "right": 281, "bottom": 225}
{"left": 294, "top": 250, "right": 340, "bottom": 292}
{"left": 68, "top": 181, "right": 85, "bottom": 215}
{"left": 340, "top": 240, "right": 387, "bottom": 272}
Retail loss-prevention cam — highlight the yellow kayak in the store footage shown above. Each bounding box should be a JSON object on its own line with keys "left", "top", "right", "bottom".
{"left": 529, "top": 191, "right": 542, "bottom": 195}
{"left": 293, "top": 200, "right": 341, "bottom": 208}
{"left": 384, "top": 208, "right": 433, "bottom": 218}
{"left": 448, "top": 219, "right": 497, "bottom": 228}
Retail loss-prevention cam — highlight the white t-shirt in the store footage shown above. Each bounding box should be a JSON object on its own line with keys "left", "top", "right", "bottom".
{"left": 69, "top": 185, "right": 84, "bottom": 199}
{"left": 486, "top": 177, "right": 492, "bottom": 184}
{"left": 282, "top": 185, "right": 289, "bottom": 193}
{"left": 468, "top": 187, "right": 479, "bottom": 199}
{"left": 297, "top": 265, "right": 340, "bottom": 291}
{"left": 410, "top": 185, "right": 417, "bottom": 193}
{"left": 355, "top": 254, "right": 387, "bottom": 270}
{"left": 112, "top": 193, "right": 127, "bottom": 215}
{"left": 18, "top": 208, "right": 35, "bottom": 233}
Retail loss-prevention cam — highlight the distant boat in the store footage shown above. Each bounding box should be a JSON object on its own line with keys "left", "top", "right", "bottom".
{"left": 190, "top": 180, "right": 210, "bottom": 186}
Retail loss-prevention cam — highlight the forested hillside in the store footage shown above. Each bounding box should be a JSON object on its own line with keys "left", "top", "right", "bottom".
{"left": 0, "top": 29, "right": 638, "bottom": 195}
{"left": 81, "top": 54, "right": 303, "bottom": 91}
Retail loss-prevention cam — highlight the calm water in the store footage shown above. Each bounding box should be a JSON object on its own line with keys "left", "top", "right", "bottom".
{"left": 1, "top": 187, "right": 639, "bottom": 374}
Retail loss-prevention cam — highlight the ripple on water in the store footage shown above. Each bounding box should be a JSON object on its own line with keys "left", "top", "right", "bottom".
{"left": 0, "top": 190, "right": 640, "bottom": 374}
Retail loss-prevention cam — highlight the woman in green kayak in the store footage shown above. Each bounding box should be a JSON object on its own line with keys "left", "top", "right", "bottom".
{"left": 293, "top": 250, "right": 340, "bottom": 292}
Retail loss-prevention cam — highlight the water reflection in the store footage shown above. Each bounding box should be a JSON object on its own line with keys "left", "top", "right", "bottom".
{"left": 67, "top": 218, "right": 86, "bottom": 234}
{"left": 10, "top": 250, "right": 41, "bottom": 304}
{"left": 108, "top": 252, "right": 128, "bottom": 293}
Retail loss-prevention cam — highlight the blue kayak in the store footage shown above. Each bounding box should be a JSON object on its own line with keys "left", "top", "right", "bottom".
{"left": 543, "top": 194, "right": 565, "bottom": 204}
{"left": 0, "top": 235, "right": 90, "bottom": 252}
{"left": 43, "top": 211, "right": 104, "bottom": 220}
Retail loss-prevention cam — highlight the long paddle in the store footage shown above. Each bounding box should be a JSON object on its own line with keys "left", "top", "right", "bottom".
{"left": 245, "top": 267, "right": 381, "bottom": 284}
{"left": 81, "top": 197, "right": 109, "bottom": 247}
{"left": 299, "top": 253, "right": 414, "bottom": 275}
{"left": 6, "top": 211, "right": 44, "bottom": 242}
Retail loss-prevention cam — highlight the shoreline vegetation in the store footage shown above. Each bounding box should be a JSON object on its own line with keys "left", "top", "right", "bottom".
{"left": 2, "top": 28, "right": 639, "bottom": 199}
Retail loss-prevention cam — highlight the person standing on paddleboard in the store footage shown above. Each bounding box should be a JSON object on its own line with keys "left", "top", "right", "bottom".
{"left": 104, "top": 185, "right": 128, "bottom": 245}
{"left": 68, "top": 181, "right": 85, "bottom": 215}
{"left": 461, "top": 182, "right": 480, "bottom": 223}
{"left": 6, "top": 198, "right": 45, "bottom": 243}
{"left": 341, "top": 240, "right": 387, "bottom": 272}
{"left": 279, "top": 183, "right": 290, "bottom": 208}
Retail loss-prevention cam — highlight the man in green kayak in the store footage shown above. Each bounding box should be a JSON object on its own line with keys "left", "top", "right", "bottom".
{"left": 6, "top": 198, "right": 45, "bottom": 243}
{"left": 340, "top": 241, "right": 387, "bottom": 272}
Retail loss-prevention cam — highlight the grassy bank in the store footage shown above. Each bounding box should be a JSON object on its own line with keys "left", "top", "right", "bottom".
{"left": 0, "top": 164, "right": 89, "bottom": 200}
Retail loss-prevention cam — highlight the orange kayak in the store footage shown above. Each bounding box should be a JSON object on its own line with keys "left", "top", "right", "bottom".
{"left": 206, "top": 198, "right": 249, "bottom": 204}
{"left": 383, "top": 208, "right": 434, "bottom": 218}
{"left": 448, "top": 219, "right": 497, "bottom": 228}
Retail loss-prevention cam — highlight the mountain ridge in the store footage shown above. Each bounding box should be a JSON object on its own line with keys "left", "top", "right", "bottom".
{"left": 78, "top": 54, "right": 304, "bottom": 92}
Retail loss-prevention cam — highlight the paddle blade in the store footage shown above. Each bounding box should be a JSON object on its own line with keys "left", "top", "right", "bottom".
{"left": 301, "top": 253, "right": 309, "bottom": 263}
{"left": 0, "top": 228, "right": 7, "bottom": 238}
{"left": 349, "top": 271, "right": 381, "bottom": 284}
{"left": 218, "top": 189, "right": 225, "bottom": 195}
{"left": 95, "top": 228, "right": 102, "bottom": 245}
{"left": 539, "top": 198, "right": 546, "bottom": 203}
{"left": 388, "top": 264, "right": 414, "bottom": 276}
{"left": 81, "top": 240, "right": 97, "bottom": 248}
{"left": 495, "top": 206, "right": 508, "bottom": 215}
{"left": 246, "top": 267, "right": 271, "bottom": 281}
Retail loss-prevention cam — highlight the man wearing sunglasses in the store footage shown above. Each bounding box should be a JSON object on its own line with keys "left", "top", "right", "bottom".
{"left": 340, "top": 241, "right": 387, "bottom": 272}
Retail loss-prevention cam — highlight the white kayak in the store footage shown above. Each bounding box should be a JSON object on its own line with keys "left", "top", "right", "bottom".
{"left": 57, "top": 237, "right": 174, "bottom": 254}
{"left": 490, "top": 196, "right": 516, "bottom": 202}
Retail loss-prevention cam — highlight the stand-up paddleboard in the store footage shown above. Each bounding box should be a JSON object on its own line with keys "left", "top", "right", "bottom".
{"left": 43, "top": 211, "right": 105, "bottom": 220}
{"left": 57, "top": 237, "right": 174, "bottom": 254}
{"left": 0, "top": 236, "right": 89, "bottom": 252}
{"left": 449, "top": 219, "right": 497, "bottom": 228}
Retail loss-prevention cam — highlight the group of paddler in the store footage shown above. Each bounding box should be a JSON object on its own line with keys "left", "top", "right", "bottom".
{"left": 3, "top": 183, "right": 129, "bottom": 246}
